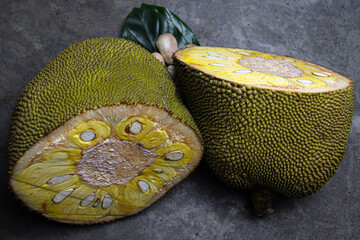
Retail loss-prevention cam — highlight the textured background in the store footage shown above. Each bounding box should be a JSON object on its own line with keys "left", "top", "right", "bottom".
{"left": 0, "top": 0, "right": 359, "bottom": 239}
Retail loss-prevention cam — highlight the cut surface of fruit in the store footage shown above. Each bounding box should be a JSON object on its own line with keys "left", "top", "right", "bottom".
{"left": 176, "top": 46, "right": 352, "bottom": 92}
{"left": 174, "top": 46, "right": 354, "bottom": 201}
{"left": 8, "top": 38, "right": 202, "bottom": 224}
{"left": 11, "top": 105, "right": 201, "bottom": 224}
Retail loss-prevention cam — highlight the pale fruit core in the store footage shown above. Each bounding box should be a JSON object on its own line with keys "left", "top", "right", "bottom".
{"left": 77, "top": 139, "right": 155, "bottom": 187}
{"left": 238, "top": 57, "right": 304, "bottom": 78}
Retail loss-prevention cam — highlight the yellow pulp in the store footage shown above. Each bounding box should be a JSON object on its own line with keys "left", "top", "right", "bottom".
{"left": 178, "top": 47, "right": 340, "bottom": 90}
{"left": 14, "top": 115, "right": 193, "bottom": 222}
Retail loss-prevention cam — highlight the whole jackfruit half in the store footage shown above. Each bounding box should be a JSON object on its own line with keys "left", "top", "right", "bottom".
{"left": 8, "top": 38, "right": 202, "bottom": 224}
{"left": 173, "top": 46, "right": 354, "bottom": 215}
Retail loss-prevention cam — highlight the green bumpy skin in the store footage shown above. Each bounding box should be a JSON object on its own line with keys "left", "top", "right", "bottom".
{"left": 8, "top": 38, "right": 198, "bottom": 175}
{"left": 174, "top": 60, "right": 354, "bottom": 198}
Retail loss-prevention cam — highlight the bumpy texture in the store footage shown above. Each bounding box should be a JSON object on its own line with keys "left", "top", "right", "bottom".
{"left": 174, "top": 54, "right": 354, "bottom": 198}
{"left": 8, "top": 38, "right": 198, "bottom": 174}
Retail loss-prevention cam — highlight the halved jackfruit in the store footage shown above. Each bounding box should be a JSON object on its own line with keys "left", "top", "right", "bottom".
{"left": 174, "top": 46, "right": 354, "bottom": 215}
{"left": 8, "top": 38, "right": 202, "bottom": 224}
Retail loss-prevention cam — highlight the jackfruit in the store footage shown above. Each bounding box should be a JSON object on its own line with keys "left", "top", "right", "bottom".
{"left": 173, "top": 46, "right": 354, "bottom": 215}
{"left": 8, "top": 38, "right": 202, "bottom": 224}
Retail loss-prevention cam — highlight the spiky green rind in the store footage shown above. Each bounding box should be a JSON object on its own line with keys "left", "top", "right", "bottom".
{"left": 8, "top": 38, "right": 199, "bottom": 175}
{"left": 174, "top": 60, "right": 354, "bottom": 198}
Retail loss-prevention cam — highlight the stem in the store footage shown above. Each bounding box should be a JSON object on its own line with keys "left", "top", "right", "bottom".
{"left": 251, "top": 188, "right": 277, "bottom": 217}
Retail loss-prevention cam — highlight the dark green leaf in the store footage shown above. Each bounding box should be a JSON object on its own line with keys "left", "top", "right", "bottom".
{"left": 122, "top": 4, "right": 200, "bottom": 52}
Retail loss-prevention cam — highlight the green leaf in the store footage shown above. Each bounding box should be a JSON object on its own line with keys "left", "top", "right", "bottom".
{"left": 122, "top": 3, "right": 200, "bottom": 53}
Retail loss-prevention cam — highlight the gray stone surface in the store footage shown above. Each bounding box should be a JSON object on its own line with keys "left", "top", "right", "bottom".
{"left": 0, "top": 0, "right": 359, "bottom": 239}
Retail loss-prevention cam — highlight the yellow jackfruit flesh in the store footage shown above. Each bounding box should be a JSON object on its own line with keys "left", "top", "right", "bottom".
{"left": 173, "top": 47, "right": 354, "bottom": 205}
{"left": 8, "top": 38, "right": 202, "bottom": 224}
